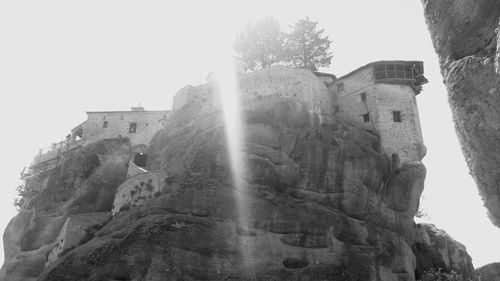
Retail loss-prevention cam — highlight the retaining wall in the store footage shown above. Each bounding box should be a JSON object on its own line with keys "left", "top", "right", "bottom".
{"left": 112, "top": 170, "right": 169, "bottom": 216}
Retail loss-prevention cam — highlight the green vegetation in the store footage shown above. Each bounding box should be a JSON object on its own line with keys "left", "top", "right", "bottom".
{"left": 234, "top": 16, "right": 286, "bottom": 71}
{"left": 418, "top": 268, "right": 475, "bottom": 281}
{"left": 234, "top": 16, "right": 332, "bottom": 72}
{"left": 284, "top": 17, "right": 333, "bottom": 71}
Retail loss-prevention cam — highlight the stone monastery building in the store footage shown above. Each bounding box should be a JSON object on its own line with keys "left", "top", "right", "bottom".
{"left": 23, "top": 107, "right": 170, "bottom": 192}
{"left": 335, "top": 61, "right": 428, "bottom": 164}
{"left": 21, "top": 60, "right": 428, "bottom": 265}
{"left": 70, "top": 107, "right": 170, "bottom": 150}
{"left": 23, "top": 59, "right": 428, "bottom": 194}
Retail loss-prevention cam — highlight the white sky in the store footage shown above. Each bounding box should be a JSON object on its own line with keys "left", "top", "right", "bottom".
{"left": 0, "top": 0, "right": 498, "bottom": 268}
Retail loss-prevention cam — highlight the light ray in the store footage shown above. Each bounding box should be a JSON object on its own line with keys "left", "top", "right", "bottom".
{"left": 213, "top": 46, "right": 252, "bottom": 273}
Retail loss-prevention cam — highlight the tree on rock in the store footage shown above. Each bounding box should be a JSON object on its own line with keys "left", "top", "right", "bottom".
{"left": 285, "top": 17, "right": 333, "bottom": 71}
{"left": 234, "top": 16, "right": 286, "bottom": 71}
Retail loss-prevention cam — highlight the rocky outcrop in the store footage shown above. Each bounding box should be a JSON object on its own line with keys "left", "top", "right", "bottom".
{"left": 1, "top": 68, "right": 472, "bottom": 280}
{"left": 412, "top": 224, "right": 474, "bottom": 280}
{"left": 476, "top": 262, "right": 500, "bottom": 281}
{"left": 0, "top": 139, "right": 130, "bottom": 281}
{"left": 421, "top": 0, "right": 500, "bottom": 227}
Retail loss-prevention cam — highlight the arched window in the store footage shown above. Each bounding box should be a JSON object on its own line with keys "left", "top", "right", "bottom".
{"left": 133, "top": 153, "right": 148, "bottom": 168}
{"left": 129, "top": 122, "right": 137, "bottom": 133}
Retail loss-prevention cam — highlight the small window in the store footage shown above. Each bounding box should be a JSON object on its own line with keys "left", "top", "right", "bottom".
{"left": 133, "top": 153, "right": 148, "bottom": 168}
{"left": 334, "top": 105, "right": 339, "bottom": 113}
{"left": 102, "top": 121, "right": 108, "bottom": 128}
{"left": 129, "top": 122, "right": 137, "bottom": 133}
{"left": 337, "top": 82, "right": 345, "bottom": 92}
{"left": 360, "top": 92, "right": 367, "bottom": 102}
{"left": 362, "top": 113, "right": 370, "bottom": 123}
{"left": 393, "top": 111, "right": 402, "bottom": 122}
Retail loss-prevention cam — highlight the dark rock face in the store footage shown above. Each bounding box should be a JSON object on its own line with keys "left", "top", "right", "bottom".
{"left": 476, "top": 262, "right": 500, "bottom": 281}
{"left": 412, "top": 224, "right": 474, "bottom": 280}
{"left": 0, "top": 70, "right": 473, "bottom": 281}
{"left": 41, "top": 91, "right": 422, "bottom": 280}
{"left": 0, "top": 139, "right": 130, "bottom": 281}
{"left": 421, "top": 0, "right": 500, "bottom": 227}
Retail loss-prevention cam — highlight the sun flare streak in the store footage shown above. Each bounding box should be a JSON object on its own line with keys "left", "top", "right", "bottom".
{"left": 214, "top": 52, "right": 253, "bottom": 269}
{"left": 216, "top": 59, "right": 247, "bottom": 215}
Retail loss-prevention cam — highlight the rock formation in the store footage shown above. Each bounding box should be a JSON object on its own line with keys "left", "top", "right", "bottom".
{"left": 476, "top": 262, "right": 500, "bottom": 281}
{"left": 412, "top": 224, "right": 474, "bottom": 280}
{"left": 1, "top": 68, "right": 473, "bottom": 280}
{"left": 1, "top": 139, "right": 130, "bottom": 281}
{"left": 421, "top": 0, "right": 500, "bottom": 227}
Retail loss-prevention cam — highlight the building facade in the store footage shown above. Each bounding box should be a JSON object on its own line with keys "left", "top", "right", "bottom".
{"left": 334, "top": 61, "right": 428, "bottom": 164}
{"left": 21, "top": 61, "right": 427, "bottom": 198}
{"left": 70, "top": 107, "right": 170, "bottom": 150}
{"left": 22, "top": 107, "right": 170, "bottom": 192}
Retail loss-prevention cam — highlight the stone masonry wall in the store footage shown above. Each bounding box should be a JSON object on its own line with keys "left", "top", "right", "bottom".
{"left": 112, "top": 170, "right": 170, "bottom": 216}
{"left": 376, "top": 84, "right": 425, "bottom": 163}
{"left": 239, "top": 67, "right": 333, "bottom": 122}
{"left": 171, "top": 67, "right": 334, "bottom": 125}
{"left": 25, "top": 173, "right": 50, "bottom": 192}
{"left": 82, "top": 111, "right": 170, "bottom": 148}
{"left": 336, "top": 66, "right": 425, "bottom": 163}
{"left": 336, "top": 67, "right": 379, "bottom": 132}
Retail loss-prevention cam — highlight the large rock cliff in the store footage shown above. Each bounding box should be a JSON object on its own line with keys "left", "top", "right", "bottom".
{"left": 421, "top": 0, "right": 500, "bottom": 227}
{"left": 1, "top": 68, "right": 473, "bottom": 280}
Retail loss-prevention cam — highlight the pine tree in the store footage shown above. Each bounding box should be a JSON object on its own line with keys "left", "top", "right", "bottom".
{"left": 285, "top": 17, "right": 333, "bottom": 71}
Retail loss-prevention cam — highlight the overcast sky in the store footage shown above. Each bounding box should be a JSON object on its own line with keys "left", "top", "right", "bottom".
{"left": 1, "top": 0, "right": 499, "bottom": 268}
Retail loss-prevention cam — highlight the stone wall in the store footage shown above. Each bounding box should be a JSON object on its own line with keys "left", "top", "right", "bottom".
{"left": 336, "top": 67, "right": 380, "bottom": 132}
{"left": 31, "top": 139, "right": 84, "bottom": 168}
{"left": 25, "top": 173, "right": 50, "bottom": 192}
{"left": 26, "top": 143, "right": 84, "bottom": 192}
{"left": 171, "top": 67, "right": 334, "bottom": 125}
{"left": 112, "top": 170, "right": 170, "bottom": 216}
{"left": 336, "top": 65, "right": 425, "bottom": 163}
{"left": 30, "top": 158, "right": 58, "bottom": 178}
{"left": 46, "top": 212, "right": 110, "bottom": 264}
{"left": 239, "top": 67, "right": 333, "bottom": 122}
{"left": 376, "top": 84, "right": 425, "bottom": 163}
{"left": 81, "top": 111, "right": 170, "bottom": 148}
